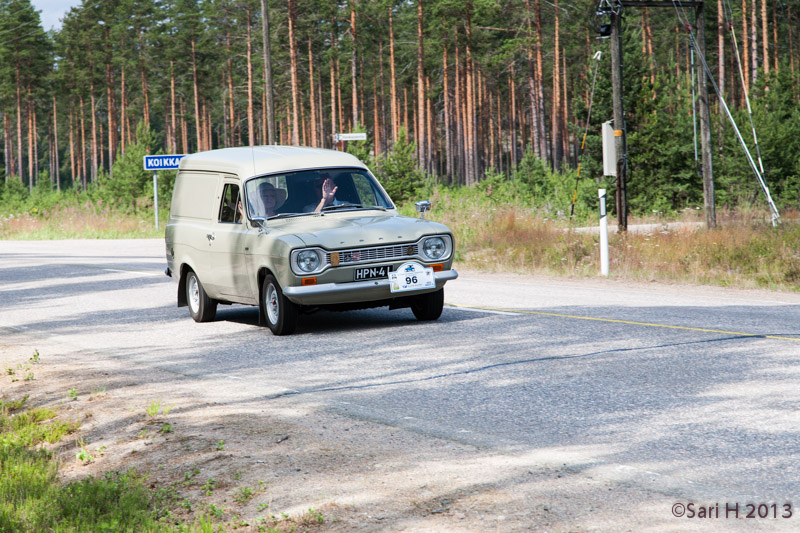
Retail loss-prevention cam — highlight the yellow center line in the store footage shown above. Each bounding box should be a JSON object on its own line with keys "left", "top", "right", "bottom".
{"left": 447, "top": 303, "right": 800, "bottom": 343}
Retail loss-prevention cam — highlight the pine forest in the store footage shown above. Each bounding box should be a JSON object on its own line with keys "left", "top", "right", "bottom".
{"left": 2, "top": 0, "right": 800, "bottom": 218}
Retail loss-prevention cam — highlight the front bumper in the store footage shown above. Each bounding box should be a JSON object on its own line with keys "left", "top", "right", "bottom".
{"left": 283, "top": 269, "right": 458, "bottom": 306}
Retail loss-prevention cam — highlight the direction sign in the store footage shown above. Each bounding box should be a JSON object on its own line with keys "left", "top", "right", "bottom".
{"left": 143, "top": 154, "right": 186, "bottom": 171}
{"left": 334, "top": 133, "right": 367, "bottom": 142}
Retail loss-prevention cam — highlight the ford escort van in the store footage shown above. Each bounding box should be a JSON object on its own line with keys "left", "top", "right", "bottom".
{"left": 164, "top": 145, "right": 457, "bottom": 335}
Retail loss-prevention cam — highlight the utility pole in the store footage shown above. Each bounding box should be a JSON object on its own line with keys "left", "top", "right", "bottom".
{"left": 694, "top": 3, "right": 716, "bottom": 228}
{"left": 609, "top": 6, "right": 627, "bottom": 232}
{"left": 599, "top": 0, "right": 714, "bottom": 230}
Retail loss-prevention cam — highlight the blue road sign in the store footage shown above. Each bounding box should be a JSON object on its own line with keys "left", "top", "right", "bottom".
{"left": 143, "top": 154, "right": 186, "bottom": 170}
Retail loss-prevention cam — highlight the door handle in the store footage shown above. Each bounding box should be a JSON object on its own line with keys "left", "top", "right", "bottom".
{"left": 207, "top": 233, "right": 215, "bottom": 241}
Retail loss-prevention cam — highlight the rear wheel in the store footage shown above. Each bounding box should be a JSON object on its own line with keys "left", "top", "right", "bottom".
{"left": 186, "top": 270, "right": 217, "bottom": 322}
{"left": 411, "top": 288, "right": 444, "bottom": 321}
{"left": 262, "top": 274, "right": 298, "bottom": 335}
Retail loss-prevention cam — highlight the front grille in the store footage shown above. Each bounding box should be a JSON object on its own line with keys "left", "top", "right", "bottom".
{"left": 327, "top": 243, "right": 419, "bottom": 266}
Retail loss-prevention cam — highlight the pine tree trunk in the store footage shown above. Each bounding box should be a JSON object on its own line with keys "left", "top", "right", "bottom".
{"left": 191, "top": 39, "right": 202, "bottom": 151}
{"left": 89, "top": 88, "right": 97, "bottom": 182}
{"left": 562, "top": 47, "right": 569, "bottom": 165}
{"left": 389, "top": 7, "right": 398, "bottom": 144}
{"left": 743, "top": 0, "right": 750, "bottom": 96}
{"left": 717, "top": 0, "right": 725, "bottom": 97}
{"left": 454, "top": 46, "right": 464, "bottom": 184}
{"left": 170, "top": 61, "right": 177, "bottom": 153}
{"left": 552, "top": 0, "right": 562, "bottom": 171}
{"left": 246, "top": 6, "right": 256, "bottom": 146}
{"left": 261, "top": 0, "right": 276, "bottom": 144}
{"left": 416, "top": 0, "right": 426, "bottom": 170}
{"left": 465, "top": 4, "right": 477, "bottom": 185}
{"left": 120, "top": 63, "right": 127, "bottom": 153}
{"left": 27, "top": 93, "right": 34, "bottom": 189}
{"left": 88, "top": 44, "right": 99, "bottom": 181}
{"left": 426, "top": 75, "right": 433, "bottom": 173}
{"left": 524, "top": 0, "right": 540, "bottom": 158}
{"left": 16, "top": 65, "right": 23, "bottom": 182}
{"left": 226, "top": 33, "right": 235, "bottom": 146}
{"left": 379, "top": 41, "right": 387, "bottom": 153}
{"left": 443, "top": 35, "right": 453, "bottom": 181}
{"left": 350, "top": 2, "right": 359, "bottom": 128}
{"left": 52, "top": 96, "right": 59, "bottom": 190}
{"left": 509, "top": 69, "right": 517, "bottom": 169}
{"left": 309, "top": 36, "right": 318, "bottom": 147}
{"left": 534, "top": 0, "right": 547, "bottom": 161}
{"left": 772, "top": 1, "right": 778, "bottom": 73}
{"left": 373, "top": 77, "right": 380, "bottom": 157}
{"left": 789, "top": 7, "right": 796, "bottom": 81}
{"left": 330, "top": 19, "right": 338, "bottom": 146}
{"left": 68, "top": 110, "right": 75, "bottom": 185}
{"left": 79, "top": 95, "right": 87, "bottom": 189}
{"left": 3, "top": 114, "right": 10, "bottom": 182}
{"left": 139, "top": 32, "right": 150, "bottom": 130}
{"left": 761, "top": 0, "right": 769, "bottom": 74}
{"left": 750, "top": 0, "right": 758, "bottom": 83}
{"left": 288, "top": 0, "right": 300, "bottom": 145}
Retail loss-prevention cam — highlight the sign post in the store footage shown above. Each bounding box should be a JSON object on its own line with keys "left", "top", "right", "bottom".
{"left": 144, "top": 154, "right": 186, "bottom": 231}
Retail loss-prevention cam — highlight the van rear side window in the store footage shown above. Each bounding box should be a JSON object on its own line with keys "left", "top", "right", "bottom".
{"left": 171, "top": 172, "right": 219, "bottom": 219}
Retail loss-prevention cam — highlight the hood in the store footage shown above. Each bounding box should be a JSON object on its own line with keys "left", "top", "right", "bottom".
{"left": 268, "top": 211, "right": 452, "bottom": 249}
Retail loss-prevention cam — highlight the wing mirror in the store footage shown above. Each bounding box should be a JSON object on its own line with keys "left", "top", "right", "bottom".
{"left": 415, "top": 200, "right": 431, "bottom": 219}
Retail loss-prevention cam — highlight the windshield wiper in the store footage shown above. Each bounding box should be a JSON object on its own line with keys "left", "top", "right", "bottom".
{"left": 321, "top": 203, "right": 362, "bottom": 212}
{"left": 267, "top": 212, "right": 312, "bottom": 219}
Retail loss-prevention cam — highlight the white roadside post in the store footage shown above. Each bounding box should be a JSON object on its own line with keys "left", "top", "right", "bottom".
{"left": 143, "top": 154, "right": 186, "bottom": 231}
{"left": 599, "top": 189, "right": 609, "bottom": 276}
{"left": 153, "top": 172, "right": 159, "bottom": 230}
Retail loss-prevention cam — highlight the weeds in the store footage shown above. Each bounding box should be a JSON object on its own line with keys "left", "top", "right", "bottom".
{"left": 67, "top": 388, "right": 78, "bottom": 400}
{"left": 75, "top": 438, "right": 94, "bottom": 463}
{"left": 1, "top": 394, "right": 219, "bottom": 531}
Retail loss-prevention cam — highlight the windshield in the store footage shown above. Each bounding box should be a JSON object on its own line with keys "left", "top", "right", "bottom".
{"left": 244, "top": 167, "right": 394, "bottom": 219}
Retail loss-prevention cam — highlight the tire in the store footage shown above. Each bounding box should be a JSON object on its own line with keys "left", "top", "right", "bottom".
{"left": 262, "top": 274, "right": 298, "bottom": 335}
{"left": 186, "top": 270, "right": 217, "bottom": 322}
{"left": 411, "top": 288, "right": 444, "bottom": 321}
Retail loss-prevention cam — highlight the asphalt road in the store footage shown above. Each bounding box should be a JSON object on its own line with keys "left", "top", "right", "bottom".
{"left": 2, "top": 238, "right": 800, "bottom": 511}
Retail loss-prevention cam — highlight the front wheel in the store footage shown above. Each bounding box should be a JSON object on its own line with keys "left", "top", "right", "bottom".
{"left": 411, "top": 288, "right": 444, "bottom": 321}
{"left": 186, "top": 270, "right": 217, "bottom": 322}
{"left": 262, "top": 274, "right": 298, "bottom": 335}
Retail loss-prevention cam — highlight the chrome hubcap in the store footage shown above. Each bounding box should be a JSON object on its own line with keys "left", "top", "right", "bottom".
{"left": 266, "top": 284, "right": 279, "bottom": 324}
{"left": 188, "top": 276, "right": 200, "bottom": 312}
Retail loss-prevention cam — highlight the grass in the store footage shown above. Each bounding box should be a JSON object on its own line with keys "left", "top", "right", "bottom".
{"left": 0, "top": 394, "right": 216, "bottom": 531}
{"left": 0, "top": 204, "right": 167, "bottom": 239}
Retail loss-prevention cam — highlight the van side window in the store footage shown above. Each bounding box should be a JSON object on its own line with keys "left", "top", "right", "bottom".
{"left": 218, "top": 183, "right": 241, "bottom": 224}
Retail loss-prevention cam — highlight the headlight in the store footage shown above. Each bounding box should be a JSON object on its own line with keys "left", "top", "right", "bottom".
{"left": 296, "top": 250, "right": 321, "bottom": 272}
{"left": 422, "top": 237, "right": 446, "bottom": 260}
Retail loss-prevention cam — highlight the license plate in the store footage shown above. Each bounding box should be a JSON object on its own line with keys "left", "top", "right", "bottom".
{"left": 389, "top": 262, "right": 435, "bottom": 293}
{"left": 354, "top": 264, "right": 392, "bottom": 281}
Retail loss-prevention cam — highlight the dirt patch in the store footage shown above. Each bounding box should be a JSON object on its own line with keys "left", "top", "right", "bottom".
{"left": 2, "top": 329, "right": 778, "bottom": 532}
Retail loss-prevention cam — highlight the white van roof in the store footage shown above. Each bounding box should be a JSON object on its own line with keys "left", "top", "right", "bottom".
{"left": 178, "top": 146, "right": 367, "bottom": 178}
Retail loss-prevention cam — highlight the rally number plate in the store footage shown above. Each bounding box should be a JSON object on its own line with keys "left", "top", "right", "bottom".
{"left": 389, "top": 262, "right": 435, "bottom": 293}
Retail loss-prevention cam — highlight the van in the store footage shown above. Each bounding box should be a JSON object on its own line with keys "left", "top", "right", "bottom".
{"left": 165, "top": 145, "right": 457, "bottom": 335}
